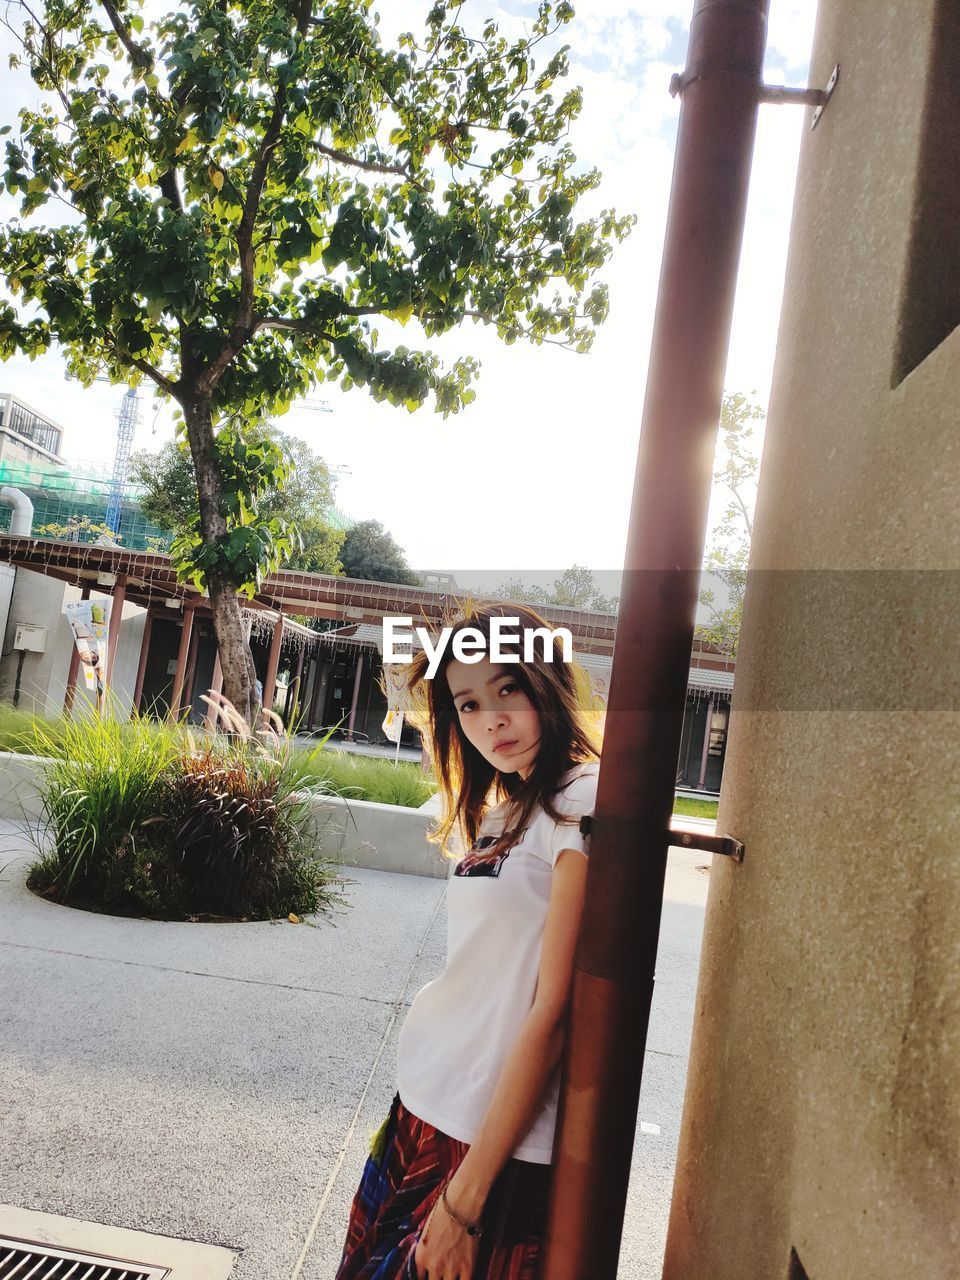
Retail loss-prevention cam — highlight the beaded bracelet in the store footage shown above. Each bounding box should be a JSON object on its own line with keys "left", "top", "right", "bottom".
{"left": 439, "top": 1180, "right": 484, "bottom": 1239}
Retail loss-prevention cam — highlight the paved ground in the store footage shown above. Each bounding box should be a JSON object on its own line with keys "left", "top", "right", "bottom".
{"left": 0, "top": 819, "right": 711, "bottom": 1278}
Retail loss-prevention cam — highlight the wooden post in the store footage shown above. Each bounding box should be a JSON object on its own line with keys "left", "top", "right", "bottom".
{"left": 697, "top": 693, "right": 716, "bottom": 791}
{"left": 346, "top": 653, "right": 364, "bottom": 740}
{"left": 181, "top": 615, "right": 202, "bottom": 714}
{"left": 262, "top": 612, "right": 284, "bottom": 715}
{"left": 63, "top": 583, "right": 90, "bottom": 716}
{"left": 105, "top": 574, "right": 127, "bottom": 686}
{"left": 285, "top": 642, "right": 306, "bottom": 723}
{"left": 168, "top": 605, "right": 195, "bottom": 720}
{"left": 204, "top": 648, "right": 224, "bottom": 733}
{"left": 131, "top": 611, "right": 154, "bottom": 714}
{"left": 310, "top": 658, "right": 330, "bottom": 729}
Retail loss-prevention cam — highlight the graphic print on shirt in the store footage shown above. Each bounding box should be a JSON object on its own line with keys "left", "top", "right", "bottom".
{"left": 453, "top": 833, "right": 511, "bottom": 878}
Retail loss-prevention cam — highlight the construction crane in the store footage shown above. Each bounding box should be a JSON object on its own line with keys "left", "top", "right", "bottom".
{"left": 104, "top": 385, "right": 142, "bottom": 539}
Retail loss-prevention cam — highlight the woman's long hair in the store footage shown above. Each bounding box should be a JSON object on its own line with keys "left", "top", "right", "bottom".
{"left": 403, "top": 601, "right": 602, "bottom": 860}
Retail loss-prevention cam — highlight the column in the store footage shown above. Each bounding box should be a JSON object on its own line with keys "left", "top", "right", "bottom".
{"left": 262, "top": 612, "right": 284, "bottom": 714}
{"left": 697, "top": 692, "right": 716, "bottom": 791}
{"left": 105, "top": 574, "right": 127, "bottom": 685}
{"left": 131, "top": 611, "right": 154, "bottom": 714}
{"left": 63, "top": 583, "right": 90, "bottom": 716}
{"left": 168, "top": 605, "right": 195, "bottom": 720}
{"left": 346, "top": 653, "right": 364, "bottom": 740}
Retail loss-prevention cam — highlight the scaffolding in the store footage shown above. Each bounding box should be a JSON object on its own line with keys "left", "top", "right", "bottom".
{"left": 0, "top": 460, "right": 169, "bottom": 551}
{"left": 0, "top": 459, "right": 354, "bottom": 549}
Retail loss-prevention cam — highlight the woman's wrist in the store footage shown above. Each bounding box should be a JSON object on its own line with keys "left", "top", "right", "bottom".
{"left": 443, "top": 1170, "right": 488, "bottom": 1227}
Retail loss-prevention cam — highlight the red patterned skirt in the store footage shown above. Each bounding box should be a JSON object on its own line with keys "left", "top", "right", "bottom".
{"left": 335, "top": 1092, "right": 552, "bottom": 1279}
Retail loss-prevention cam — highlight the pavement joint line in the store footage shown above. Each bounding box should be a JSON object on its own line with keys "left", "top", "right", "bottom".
{"left": 288, "top": 885, "right": 447, "bottom": 1280}
{"left": 0, "top": 937, "right": 417, "bottom": 1008}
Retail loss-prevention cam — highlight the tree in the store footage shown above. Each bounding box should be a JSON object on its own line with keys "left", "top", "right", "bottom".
{"left": 0, "top": 0, "right": 632, "bottom": 724}
{"left": 496, "top": 564, "right": 618, "bottom": 613}
{"left": 339, "top": 518, "right": 419, "bottom": 585}
{"left": 129, "top": 425, "right": 345, "bottom": 574}
{"left": 696, "top": 391, "right": 763, "bottom": 657}
{"left": 36, "top": 514, "right": 119, "bottom": 543}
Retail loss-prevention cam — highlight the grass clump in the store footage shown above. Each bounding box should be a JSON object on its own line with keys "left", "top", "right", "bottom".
{"left": 25, "top": 705, "right": 344, "bottom": 923}
{"left": 291, "top": 748, "right": 434, "bottom": 809}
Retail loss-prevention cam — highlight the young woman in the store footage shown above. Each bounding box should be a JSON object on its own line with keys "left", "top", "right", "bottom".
{"left": 335, "top": 602, "right": 601, "bottom": 1279}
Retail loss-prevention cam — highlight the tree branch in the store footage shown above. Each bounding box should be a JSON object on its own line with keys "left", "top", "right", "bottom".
{"left": 103, "top": 333, "right": 179, "bottom": 398}
{"left": 199, "top": 1, "right": 315, "bottom": 394}
{"left": 313, "top": 140, "right": 407, "bottom": 179}
{"left": 253, "top": 316, "right": 339, "bottom": 340}
{"left": 99, "top": 0, "right": 153, "bottom": 72}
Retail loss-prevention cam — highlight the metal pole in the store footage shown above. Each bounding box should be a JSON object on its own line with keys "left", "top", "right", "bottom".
{"left": 698, "top": 692, "right": 716, "bottom": 790}
{"left": 544, "top": 2, "right": 770, "bottom": 1275}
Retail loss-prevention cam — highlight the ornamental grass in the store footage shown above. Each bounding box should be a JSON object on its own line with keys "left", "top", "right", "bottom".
{"left": 24, "top": 699, "right": 345, "bottom": 923}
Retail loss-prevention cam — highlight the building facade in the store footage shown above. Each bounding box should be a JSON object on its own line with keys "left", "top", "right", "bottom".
{"left": 664, "top": 4, "right": 959, "bottom": 1277}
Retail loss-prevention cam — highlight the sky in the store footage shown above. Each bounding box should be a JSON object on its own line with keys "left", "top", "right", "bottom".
{"left": 0, "top": 1, "right": 820, "bottom": 583}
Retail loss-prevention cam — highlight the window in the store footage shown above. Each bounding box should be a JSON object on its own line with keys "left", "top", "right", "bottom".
{"left": 892, "top": 1, "right": 960, "bottom": 385}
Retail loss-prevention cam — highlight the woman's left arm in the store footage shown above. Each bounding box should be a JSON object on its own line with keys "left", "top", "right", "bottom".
{"left": 445, "top": 845, "right": 589, "bottom": 1223}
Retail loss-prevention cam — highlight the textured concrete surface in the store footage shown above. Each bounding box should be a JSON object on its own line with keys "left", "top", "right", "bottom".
{"left": 0, "top": 819, "right": 711, "bottom": 1278}
{"left": 663, "top": 4, "right": 960, "bottom": 1279}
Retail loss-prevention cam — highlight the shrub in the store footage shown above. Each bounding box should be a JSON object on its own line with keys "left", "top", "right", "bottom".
{"left": 25, "top": 705, "right": 344, "bottom": 922}
{"left": 141, "top": 747, "right": 340, "bottom": 920}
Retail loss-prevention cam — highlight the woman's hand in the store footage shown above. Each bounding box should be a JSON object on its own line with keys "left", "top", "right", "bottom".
{"left": 412, "top": 1188, "right": 481, "bottom": 1280}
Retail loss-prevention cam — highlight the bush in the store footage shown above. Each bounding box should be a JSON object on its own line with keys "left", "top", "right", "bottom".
{"left": 25, "top": 708, "right": 344, "bottom": 922}
{"left": 141, "top": 748, "right": 338, "bottom": 920}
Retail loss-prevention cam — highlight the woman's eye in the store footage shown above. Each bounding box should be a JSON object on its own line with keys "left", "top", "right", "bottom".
{"left": 458, "top": 700, "right": 477, "bottom": 714}
{"left": 499, "top": 682, "right": 518, "bottom": 696}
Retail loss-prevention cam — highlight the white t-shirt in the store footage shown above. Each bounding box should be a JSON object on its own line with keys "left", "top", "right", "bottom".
{"left": 396, "top": 762, "right": 599, "bottom": 1164}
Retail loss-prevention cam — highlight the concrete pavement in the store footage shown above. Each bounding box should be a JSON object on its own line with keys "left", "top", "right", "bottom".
{"left": 0, "top": 819, "right": 711, "bottom": 1278}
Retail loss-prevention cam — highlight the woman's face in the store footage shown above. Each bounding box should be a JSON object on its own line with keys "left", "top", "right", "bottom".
{"left": 446, "top": 656, "right": 542, "bottom": 778}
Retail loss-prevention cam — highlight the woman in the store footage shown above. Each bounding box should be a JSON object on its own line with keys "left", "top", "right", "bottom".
{"left": 336, "top": 602, "right": 601, "bottom": 1278}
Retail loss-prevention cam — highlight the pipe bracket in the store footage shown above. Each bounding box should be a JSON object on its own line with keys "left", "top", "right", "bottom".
{"left": 580, "top": 813, "right": 744, "bottom": 863}
{"left": 669, "top": 62, "right": 839, "bottom": 131}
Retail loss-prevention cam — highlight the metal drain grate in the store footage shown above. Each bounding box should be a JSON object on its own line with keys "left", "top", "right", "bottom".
{"left": 0, "top": 1236, "right": 170, "bottom": 1279}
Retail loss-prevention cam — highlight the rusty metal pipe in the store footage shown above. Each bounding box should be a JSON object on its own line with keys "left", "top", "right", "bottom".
{"left": 543, "top": 2, "right": 770, "bottom": 1275}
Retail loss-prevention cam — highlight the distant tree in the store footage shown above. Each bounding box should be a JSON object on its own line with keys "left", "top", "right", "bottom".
{"left": 129, "top": 426, "right": 344, "bottom": 574}
{"left": 496, "top": 564, "right": 617, "bottom": 612}
{"left": 36, "top": 514, "right": 119, "bottom": 543}
{"left": 696, "top": 391, "right": 763, "bottom": 657}
{"left": 339, "top": 519, "right": 420, "bottom": 585}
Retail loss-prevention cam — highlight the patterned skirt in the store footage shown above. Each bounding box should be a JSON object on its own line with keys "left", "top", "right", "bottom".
{"left": 335, "top": 1092, "right": 552, "bottom": 1279}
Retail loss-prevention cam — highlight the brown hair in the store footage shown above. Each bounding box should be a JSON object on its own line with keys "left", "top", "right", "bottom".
{"left": 403, "top": 601, "right": 602, "bottom": 860}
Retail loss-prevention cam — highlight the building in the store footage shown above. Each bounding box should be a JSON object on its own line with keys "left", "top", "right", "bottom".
{"left": 0, "top": 533, "right": 734, "bottom": 793}
{"left": 0, "top": 393, "right": 66, "bottom": 465}
{"left": 663, "top": 4, "right": 959, "bottom": 1278}
{"left": 302, "top": 621, "right": 733, "bottom": 792}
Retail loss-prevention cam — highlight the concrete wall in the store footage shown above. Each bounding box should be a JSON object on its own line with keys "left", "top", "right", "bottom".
{"left": 0, "top": 574, "right": 146, "bottom": 719}
{"left": 664, "top": 4, "right": 959, "bottom": 1279}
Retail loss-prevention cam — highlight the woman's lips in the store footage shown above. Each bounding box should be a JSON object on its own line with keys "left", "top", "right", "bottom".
{"left": 493, "top": 739, "right": 518, "bottom": 753}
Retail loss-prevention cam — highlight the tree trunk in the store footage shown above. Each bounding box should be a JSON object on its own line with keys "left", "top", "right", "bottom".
{"left": 181, "top": 397, "right": 260, "bottom": 728}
